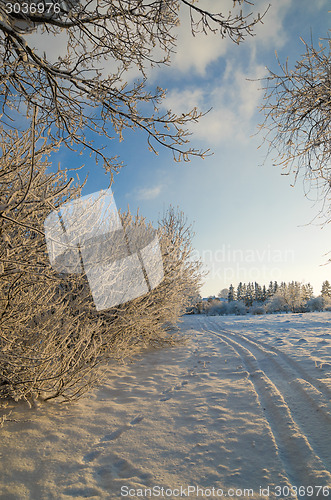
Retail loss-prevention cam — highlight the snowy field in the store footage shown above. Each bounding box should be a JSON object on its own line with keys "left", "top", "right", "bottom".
{"left": 0, "top": 312, "right": 331, "bottom": 499}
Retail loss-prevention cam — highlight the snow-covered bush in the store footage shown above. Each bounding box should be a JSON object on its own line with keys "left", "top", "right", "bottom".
{"left": 226, "top": 300, "right": 247, "bottom": 315}
{"left": 198, "top": 299, "right": 247, "bottom": 316}
{"left": 196, "top": 281, "right": 331, "bottom": 317}
{"left": 305, "top": 296, "right": 324, "bottom": 312}
{"left": 322, "top": 296, "right": 331, "bottom": 311}
{"left": 265, "top": 293, "right": 289, "bottom": 313}
{"left": 207, "top": 300, "right": 228, "bottom": 316}
{"left": 0, "top": 127, "right": 202, "bottom": 404}
{"left": 250, "top": 303, "right": 266, "bottom": 315}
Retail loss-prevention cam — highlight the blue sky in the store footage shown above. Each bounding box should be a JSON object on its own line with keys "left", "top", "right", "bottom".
{"left": 34, "top": 0, "right": 330, "bottom": 297}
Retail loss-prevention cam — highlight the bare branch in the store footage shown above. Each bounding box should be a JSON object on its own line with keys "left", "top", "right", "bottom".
{"left": 0, "top": 0, "right": 267, "bottom": 171}
{"left": 258, "top": 36, "right": 331, "bottom": 220}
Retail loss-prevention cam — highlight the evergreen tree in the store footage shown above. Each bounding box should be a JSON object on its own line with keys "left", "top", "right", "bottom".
{"left": 302, "top": 283, "right": 313, "bottom": 301}
{"left": 254, "top": 282, "right": 263, "bottom": 302}
{"left": 267, "top": 281, "right": 274, "bottom": 299}
{"left": 244, "top": 283, "right": 254, "bottom": 307}
{"left": 262, "top": 285, "right": 267, "bottom": 302}
{"left": 228, "top": 284, "right": 235, "bottom": 302}
{"left": 321, "top": 280, "right": 331, "bottom": 297}
{"left": 237, "top": 282, "right": 243, "bottom": 302}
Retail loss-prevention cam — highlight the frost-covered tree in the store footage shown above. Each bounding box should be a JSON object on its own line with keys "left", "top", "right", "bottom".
{"left": 218, "top": 288, "right": 229, "bottom": 299}
{"left": 270, "top": 281, "right": 307, "bottom": 313}
{"left": 0, "top": 0, "right": 271, "bottom": 404}
{"left": 302, "top": 283, "right": 314, "bottom": 301}
{"left": 0, "top": 0, "right": 268, "bottom": 173}
{"left": 306, "top": 296, "right": 324, "bottom": 312}
{"left": 259, "top": 35, "right": 331, "bottom": 224}
{"left": 265, "top": 293, "right": 288, "bottom": 314}
{"left": 287, "top": 281, "right": 305, "bottom": 312}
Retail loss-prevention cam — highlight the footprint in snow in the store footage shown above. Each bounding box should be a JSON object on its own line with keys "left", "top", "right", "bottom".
{"left": 83, "top": 449, "right": 103, "bottom": 463}
{"left": 129, "top": 415, "right": 144, "bottom": 425}
{"left": 159, "top": 395, "right": 171, "bottom": 402}
{"left": 101, "top": 426, "right": 128, "bottom": 442}
{"left": 83, "top": 414, "right": 145, "bottom": 463}
{"left": 100, "top": 414, "right": 145, "bottom": 442}
{"left": 159, "top": 380, "right": 189, "bottom": 401}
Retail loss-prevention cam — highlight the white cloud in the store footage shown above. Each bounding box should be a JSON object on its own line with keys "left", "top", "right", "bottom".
{"left": 163, "top": 58, "right": 267, "bottom": 146}
{"left": 158, "top": 0, "right": 299, "bottom": 147}
{"left": 171, "top": 2, "right": 230, "bottom": 76}
{"left": 163, "top": 88, "right": 205, "bottom": 114}
{"left": 162, "top": 0, "right": 291, "bottom": 76}
{"left": 249, "top": 0, "right": 292, "bottom": 51}
{"left": 121, "top": 0, "right": 290, "bottom": 82}
{"left": 22, "top": 0, "right": 292, "bottom": 147}
{"left": 24, "top": 1, "right": 292, "bottom": 84}
{"left": 135, "top": 185, "right": 163, "bottom": 201}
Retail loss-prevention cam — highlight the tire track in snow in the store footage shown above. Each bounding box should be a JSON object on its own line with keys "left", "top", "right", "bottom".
{"left": 200, "top": 318, "right": 331, "bottom": 497}
{"left": 210, "top": 321, "right": 331, "bottom": 401}
{"left": 205, "top": 320, "right": 331, "bottom": 423}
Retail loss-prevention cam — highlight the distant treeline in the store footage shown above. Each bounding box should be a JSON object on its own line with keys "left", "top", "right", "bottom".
{"left": 191, "top": 280, "right": 331, "bottom": 315}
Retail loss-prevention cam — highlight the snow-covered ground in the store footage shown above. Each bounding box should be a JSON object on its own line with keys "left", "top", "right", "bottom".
{"left": 0, "top": 312, "right": 331, "bottom": 499}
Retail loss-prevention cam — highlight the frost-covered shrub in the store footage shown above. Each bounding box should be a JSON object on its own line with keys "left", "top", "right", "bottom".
{"left": 323, "top": 296, "right": 331, "bottom": 311}
{"left": 0, "top": 127, "right": 202, "bottom": 404}
{"left": 200, "top": 299, "right": 247, "bottom": 316}
{"left": 226, "top": 300, "right": 247, "bottom": 315}
{"left": 265, "top": 294, "right": 289, "bottom": 313}
{"left": 206, "top": 302, "right": 220, "bottom": 315}
{"left": 306, "top": 296, "right": 324, "bottom": 312}
{"left": 207, "top": 300, "right": 228, "bottom": 316}
{"left": 250, "top": 303, "right": 266, "bottom": 315}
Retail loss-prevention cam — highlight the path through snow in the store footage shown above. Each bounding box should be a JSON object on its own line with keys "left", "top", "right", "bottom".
{"left": 0, "top": 312, "right": 330, "bottom": 499}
